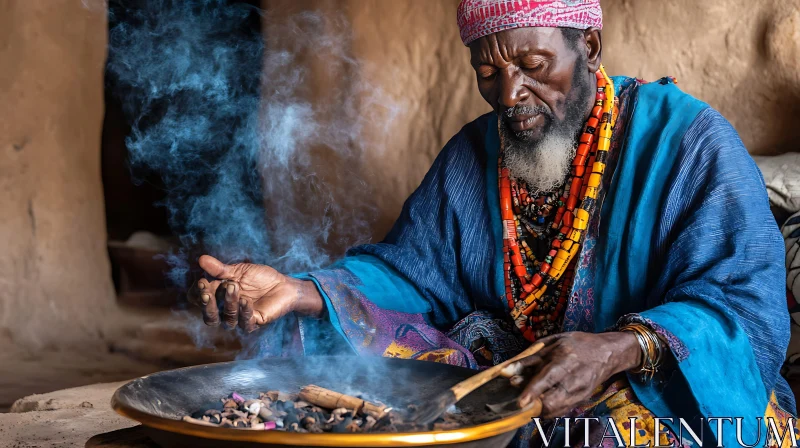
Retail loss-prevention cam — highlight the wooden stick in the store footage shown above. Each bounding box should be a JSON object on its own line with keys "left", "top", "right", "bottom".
{"left": 450, "top": 341, "right": 545, "bottom": 402}
{"left": 298, "top": 385, "right": 388, "bottom": 417}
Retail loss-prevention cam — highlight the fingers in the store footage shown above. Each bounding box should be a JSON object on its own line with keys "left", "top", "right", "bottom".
{"left": 500, "top": 354, "right": 545, "bottom": 378}
{"left": 187, "top": 278, "right": 223, "bottom": 326}
{"left": 199, "top": 255, "right": 237, "bottom": 280}
{"left": 538, "top": 382, "right": 572, "bottom": 418}
{"left": 238, "top": 297, "right": 258, "bottom": 333}
{"left": 219, "top": 281, "right": 240, "bottom": 330}
{"left": 519, "top": 362, "right": 569, "bottom": 409}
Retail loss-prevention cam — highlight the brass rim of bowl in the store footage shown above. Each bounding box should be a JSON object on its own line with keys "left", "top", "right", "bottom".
{"left": 111, "top": 391, "right": 538, "bottom": 447}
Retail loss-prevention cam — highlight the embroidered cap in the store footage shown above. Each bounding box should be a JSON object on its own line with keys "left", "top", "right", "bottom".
{"left": 457, "top": 0, "right": 603, "bottom": 46}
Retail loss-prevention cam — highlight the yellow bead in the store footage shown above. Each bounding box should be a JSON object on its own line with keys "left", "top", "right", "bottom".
{"left": 573, "top": 217, "right": 587, "bottom": 231}
{"left": 588, "top": 173, "right": 602, "bottom": 188}
{"left": 525, "top": 287, "right": 546, "bottom": 304}
{"left": 569, "top": 229, "right": 582, "bottom": 242}
{"left": 551, "top": 257, "right": 565, "bottom": 272}
{"left": 592, "top": 161, "right": 606, "bottom": 174}
{"left": 568, "top": 242, "right": 580, "bottom": 257}
{"left": 585, "top": 186, "right": 599, "bottom": 199}
{"left": 562, "top": 239, "right": 574, "bottom": 251}
{"left": 597, "top": 138, "right": 610, "bottom": 152}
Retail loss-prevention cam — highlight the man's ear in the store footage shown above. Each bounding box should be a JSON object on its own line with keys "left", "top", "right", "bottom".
{"left": 584, "top": 28, "right": 602, "bottom": 72}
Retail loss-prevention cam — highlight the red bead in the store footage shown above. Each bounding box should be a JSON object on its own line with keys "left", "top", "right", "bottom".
{"left": 576, "top": 143, "right": 591, "bottom": 157}
{"left": 551, "top": 239, "right": 562, "bottom": 249}
{"left": 522, "top": 283, "right": 534, "bottom": 293}
{"left": 580, "top": 132, "right": 595, "bottom": 145}
{"left": 587, "top": 117, "right": 599, "bottom": 130}
{"left": 572, "top": 165, "right": 586, "bottom": 177}
{"left": 591, "top": 105, "right": 603, "bottom": 118}
{"left": 531, "top": 274, "right": 543, "bottom": 288}
{"left": 566, "top": 196, "right": 577, "bottom": 211}
{"left": 514, "top": 266, "right": 528, "bottom": 278}
{"left": 563, "top": 211, "right": 574, "bottom": 226}
{"left": 540, "top": 263, "right": 551, "bottom": 274}
{"left": 549, "top": 249, "right": 558, "bottom": 258}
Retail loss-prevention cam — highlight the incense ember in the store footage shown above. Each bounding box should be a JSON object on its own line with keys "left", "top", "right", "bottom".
{"left": 181, "top": 385, "right": 463, "bottom": 433}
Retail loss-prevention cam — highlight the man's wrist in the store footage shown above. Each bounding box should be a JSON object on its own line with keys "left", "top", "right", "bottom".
{"left": 609, "top": 330, "right": 643, "bottom": 374}
{"left": 288, "top": 277, "right": 325, "bottom": 318}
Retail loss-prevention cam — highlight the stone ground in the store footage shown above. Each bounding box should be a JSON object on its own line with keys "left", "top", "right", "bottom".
{"left": 0, "top": 305, "right": 240, "bottom": 448}
{"left": 0, "top": 381, "right": 154, "bottom": 448}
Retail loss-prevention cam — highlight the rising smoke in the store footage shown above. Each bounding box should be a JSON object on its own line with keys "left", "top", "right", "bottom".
{"left": 103, "top": 0, "right": 398, "bottom": 354}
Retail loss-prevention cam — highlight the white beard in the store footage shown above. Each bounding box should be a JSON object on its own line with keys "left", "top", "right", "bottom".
{"left": 502, "top": 131, "right": 577, "bottom": 194}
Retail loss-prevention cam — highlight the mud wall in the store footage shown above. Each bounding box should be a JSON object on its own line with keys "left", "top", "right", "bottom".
{"left": 0, "top": 1, "right": 115, "bottom": 350}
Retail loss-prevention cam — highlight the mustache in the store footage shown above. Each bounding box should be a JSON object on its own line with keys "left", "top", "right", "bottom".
{"left": 502, "top": 104, "right": 553, "bottom": 119}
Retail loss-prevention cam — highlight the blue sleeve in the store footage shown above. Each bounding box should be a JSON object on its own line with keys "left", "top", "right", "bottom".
{"left": 629, "top": 109, "right": 792, "bottom": 444}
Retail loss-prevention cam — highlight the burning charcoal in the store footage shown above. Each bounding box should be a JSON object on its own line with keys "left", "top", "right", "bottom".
{"left": 434, "top": 421, "right": 461, "bottom": 431}
{"left": 232, "top": 418, "right": 249, "bottom": 428}
{"left": 300, "top": 415, "right": 316, "bottom": 429}
{"left": 284, "top": 408, "right": 300, "bottom": 428}
{"left": 332, "top": 415, "right": 354, "bottom": 433}
{"left": 259, "top": 408, "right": 275, "bottom": 421}
{"left": 362, "top": 415, "right": 377, "bottom": 432}
{"left": 260, "top": 391, "right": 279, "bottom": 402}
{"left": 277, "top": 392, "right": 296, "bottom": 402}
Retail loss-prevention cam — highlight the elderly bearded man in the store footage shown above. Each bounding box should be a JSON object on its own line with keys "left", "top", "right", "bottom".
{"left": 187, "top": 1, "right": 797, "bottom": 446}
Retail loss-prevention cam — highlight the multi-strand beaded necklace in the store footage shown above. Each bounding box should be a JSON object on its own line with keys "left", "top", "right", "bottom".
{"left": 500, "top": 66, "right": 618, "bottom": 342}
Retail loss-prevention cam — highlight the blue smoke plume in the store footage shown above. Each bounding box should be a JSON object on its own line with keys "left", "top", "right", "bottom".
{"left": 105, "top": 0, "right": 396, "bottom": 354}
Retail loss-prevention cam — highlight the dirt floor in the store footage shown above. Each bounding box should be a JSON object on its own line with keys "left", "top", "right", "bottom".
{"left": 0, "top": 305, "right": 239, "bottom": 413}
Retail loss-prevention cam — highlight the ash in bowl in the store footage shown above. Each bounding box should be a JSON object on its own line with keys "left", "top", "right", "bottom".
{"left": 181, "top": 385, "right": 464, "bottom": 433}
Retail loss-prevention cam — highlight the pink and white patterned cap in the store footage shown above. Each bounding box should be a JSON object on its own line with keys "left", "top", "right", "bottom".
{"left": 457, "top": 0, "right": 603, "bottom": 46}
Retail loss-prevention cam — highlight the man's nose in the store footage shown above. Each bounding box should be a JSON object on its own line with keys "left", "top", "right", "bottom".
{"left": 497, "top": 69, "right": 530, "bottom": 110}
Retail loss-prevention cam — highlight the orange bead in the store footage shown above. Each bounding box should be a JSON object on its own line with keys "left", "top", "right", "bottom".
{"left": 591, "top": 105, "right": 603, "bottom": 118}
{"left": 572, "top": 165, "right": 586, "bottom": 177}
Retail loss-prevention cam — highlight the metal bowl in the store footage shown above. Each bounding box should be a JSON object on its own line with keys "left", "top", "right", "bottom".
{"left": 111, "top": 356, "right": 536, "bottom": 447}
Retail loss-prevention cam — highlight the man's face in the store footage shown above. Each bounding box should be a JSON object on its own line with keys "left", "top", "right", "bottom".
{"left": 470, "top": 27, "right": 595, "bottom": 144}
{"left": 469, "top": 27, "right": 599, "bottom": 191}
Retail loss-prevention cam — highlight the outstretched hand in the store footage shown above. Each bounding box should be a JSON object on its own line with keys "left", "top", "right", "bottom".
{"left": 186, "top": 255, "right": 323, "bottom": 332}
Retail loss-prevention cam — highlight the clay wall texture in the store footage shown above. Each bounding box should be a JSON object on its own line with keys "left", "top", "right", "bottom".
{"left": 0, "top": 1, "right": 116, "bottom": 350}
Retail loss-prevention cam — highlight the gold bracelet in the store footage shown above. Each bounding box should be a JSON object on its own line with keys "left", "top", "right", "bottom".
{"left": 620, "top": 323, "right": 665, "bottom": 380}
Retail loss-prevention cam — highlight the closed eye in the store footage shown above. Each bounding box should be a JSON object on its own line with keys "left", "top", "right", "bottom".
{"left": 477, "top": 65, "right": 497, "bottom": 80}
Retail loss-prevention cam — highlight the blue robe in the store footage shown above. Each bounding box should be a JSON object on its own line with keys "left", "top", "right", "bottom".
{"left": 295, "top": 77, "right": 793, "bottom": 446}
